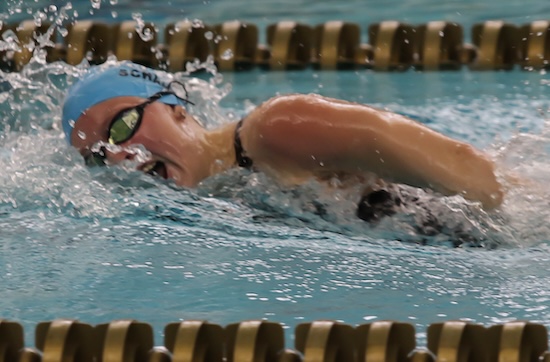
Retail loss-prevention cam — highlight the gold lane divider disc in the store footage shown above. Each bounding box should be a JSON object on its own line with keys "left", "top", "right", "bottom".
{"left": 487, "top": 321, "right": 548, "bottom": 362}
{"left": 97, "top": 319, "right": 154, "bottom": 362}
{"left": 356, "top": 321, "right": 416, "bottom": 362}
{"left": 268, "top": 21, "right": 295, "bottom": 70}
{"left": 165, "top": 21, "right": 213, "bottom": 72}
{"left": 164, "top": 320, "right": 224, "bottom": 362}
{"left": 215, "top": 20, "right": 240, "bottom": 71}
{"left": 416, "top": 21, "right": 463, "bottom": 70}
{"left": 520, "top": 20, "right": 550, "bottom": 69}
{"left": 165, "top": 20, "right": 194, "bottom": 72}
{"left": 418, "top": 21, "right": 445, "bottom": 70}
{"left": 369, "top": 21, "right": 399, "bottom": 70}
{"left": 471, "top": 21, "right": 519, "bottom": 70}
{"left": 295, "top": 320, "right": 355, "bottom": 362}
{"left": 36, "top": 319, "right": 94, "bottom": 362}
{"left": 314, "top": 21, "right": 342, "bottom": 69}
{"left": 0, "top": 319, "right": 24, "bottom": 362}
{"left": 65, "top": 21, "right": 112, "bottom": 65}
{"left": 369, "top": 21, "right": 415, "bottom": 71}
{"left": 114, "top": 21, "right": 136, "bottom": 61}
{"left": 313, "top": 21, "right": 360, "bottom": 70}
{"left": 226, "top": 320, "right": 284, "bottom": 362}
{"left": 267, "top": 21, "right": 312, "bottom": 70}
{"left": 215, "top": 21, "right": 258, "bottom": 71}
{"left": 114, "top": 20, "right": 158, "bottom": 68}
{"left": 17, "top": 348, "right": 41, "bottom": 362}
{"left": 427, "top": 321, "right": 488, "bottom": 362}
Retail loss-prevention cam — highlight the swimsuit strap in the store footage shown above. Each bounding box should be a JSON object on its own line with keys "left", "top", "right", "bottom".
{"left": 234, "top": 119, "right": 253, "bottom": 168}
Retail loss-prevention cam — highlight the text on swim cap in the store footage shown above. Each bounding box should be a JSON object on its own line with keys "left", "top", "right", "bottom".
{"left": 118, "top": 68, "right": 170, "bottom": 88}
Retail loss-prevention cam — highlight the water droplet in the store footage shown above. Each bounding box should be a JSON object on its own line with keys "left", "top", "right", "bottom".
{"left": 131, "top": 12, "right": 155, "bottom": 42}
{"left": 192, "top": 19, "right": 203, "bottom": 28}
{"left": 90, "top": 0, "right": 101, "bottom": 10}
{"left": 221, "top": 48, "right": 233, "bottom": 60}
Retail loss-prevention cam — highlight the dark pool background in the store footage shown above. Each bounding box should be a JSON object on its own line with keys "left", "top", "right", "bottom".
{"left": 1, "top": 0, "right": 550, "bottom": 346}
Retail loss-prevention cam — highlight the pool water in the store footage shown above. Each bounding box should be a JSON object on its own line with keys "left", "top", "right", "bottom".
{"left": 2, "top": 0, "right": 550, "bottom": 347}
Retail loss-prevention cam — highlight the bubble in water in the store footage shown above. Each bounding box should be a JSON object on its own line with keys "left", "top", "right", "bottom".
{"left": 111, "top": 11, "right": 118, "bottom": 18}
{"left": 110, "top": 0, "right": 118, "bottom": 4}
{"left": 78, "top": 131, "right": 86, "bottom": 140}
{"left": 204, "top": 31, "right": 213, "bottom": 40}
{"left": 221, "top": 49, "right": 233, "bottom": 60}
{"left": 49, "top": 5, "right": 58, "bottom": 12}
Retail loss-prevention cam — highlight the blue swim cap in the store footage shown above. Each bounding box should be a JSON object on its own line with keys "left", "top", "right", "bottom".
{"left": 62, "top": 61, "right": 187, "bottom": 144}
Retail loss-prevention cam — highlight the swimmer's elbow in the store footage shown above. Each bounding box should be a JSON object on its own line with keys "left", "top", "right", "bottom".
{"left": 258, "top": 94, "right": 320, "bottom": 118}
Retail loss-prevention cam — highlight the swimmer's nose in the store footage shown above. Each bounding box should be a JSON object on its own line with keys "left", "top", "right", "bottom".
{"left": 106, "top": 149, "right": 137, "bottom": 163}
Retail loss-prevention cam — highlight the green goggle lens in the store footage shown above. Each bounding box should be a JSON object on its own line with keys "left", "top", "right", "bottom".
{"left": 108, "top": 108, "right": 142, "bottom": 144}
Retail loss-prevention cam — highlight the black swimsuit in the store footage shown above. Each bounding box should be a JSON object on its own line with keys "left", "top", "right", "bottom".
{"left": 233, "top": 120, "right": 478, "bottom": 246}
{"left": 234, "top": 119, "right": 253, "bottom": 168}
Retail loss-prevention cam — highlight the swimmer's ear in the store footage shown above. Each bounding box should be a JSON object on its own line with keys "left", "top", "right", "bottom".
{"left": 170, "top": 105, "right": 187, "bottom": 123}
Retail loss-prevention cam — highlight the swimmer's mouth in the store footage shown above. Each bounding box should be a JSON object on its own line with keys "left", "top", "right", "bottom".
{"left": 141, "top": 161, "right": 168, "bottom": 179}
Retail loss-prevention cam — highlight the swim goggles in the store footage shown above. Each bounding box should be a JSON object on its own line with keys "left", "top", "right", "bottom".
{"left": 85, "top": 82, "right": 194, "bottom": 167}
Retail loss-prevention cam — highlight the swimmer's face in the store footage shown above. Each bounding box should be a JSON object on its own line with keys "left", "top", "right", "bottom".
{"left": 71, "top": 96, "right": 207, "bottom": 187}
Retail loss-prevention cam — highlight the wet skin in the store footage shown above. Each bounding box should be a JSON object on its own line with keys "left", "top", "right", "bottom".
{"left": 70, "top": 94, "right": 504, "bottom": 210}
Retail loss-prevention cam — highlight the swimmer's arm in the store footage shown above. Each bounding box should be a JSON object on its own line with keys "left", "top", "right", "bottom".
{"left": 243, "top": 94, "right": 504, "bottom": 209}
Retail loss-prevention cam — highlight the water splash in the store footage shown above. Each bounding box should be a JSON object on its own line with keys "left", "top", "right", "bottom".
{"left": 0, "top": 0, "right": 549, "bottom": 250}
{"left": 131, "top": 12, "right": 155, "bottom": 42}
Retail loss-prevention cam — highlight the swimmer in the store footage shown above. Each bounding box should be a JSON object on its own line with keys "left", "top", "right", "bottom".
{"left": 62, "top": 61, "right": 505, "bottom": 223}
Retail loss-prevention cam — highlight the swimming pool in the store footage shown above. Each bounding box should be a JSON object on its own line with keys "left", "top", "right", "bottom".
{"left": 2, "top": 0, "right": 550, "bottom": 355}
